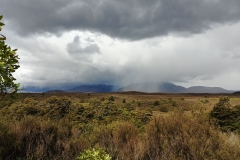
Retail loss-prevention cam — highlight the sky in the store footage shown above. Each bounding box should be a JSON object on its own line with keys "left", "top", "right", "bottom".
{"left": 1, "top": 0, "right": 240, "bottom": 90}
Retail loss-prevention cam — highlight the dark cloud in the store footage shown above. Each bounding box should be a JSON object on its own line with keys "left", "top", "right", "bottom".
{"left": 2, "top": 0, "right": 240, "bottom": 40}
{"left": 66, "top": 36, "right": 101, "bottom": 55}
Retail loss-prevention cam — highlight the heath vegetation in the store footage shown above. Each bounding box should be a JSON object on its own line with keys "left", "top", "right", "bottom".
{"left": 0, "top": 93, "right": 240, "bottom": 159}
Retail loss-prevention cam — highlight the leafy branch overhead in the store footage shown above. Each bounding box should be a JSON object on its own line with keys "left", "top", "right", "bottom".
{"left": 0, "top": 15, "right": 20, "bottom": 100}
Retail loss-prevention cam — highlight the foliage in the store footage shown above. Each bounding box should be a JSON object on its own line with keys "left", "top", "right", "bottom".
{"left": 153, "top": 100, "right": 160, "bottom": 106}
{"left": 108, "top": 96, "right": 114, "bottom": 101}
{"left": 0, "top": 93, "right": 240, "bottom": 159}
{"left": 77, "top": 148, "right": 111, "bottom": 160}
{"left": 0, "top": 15, "right": 20, "bottom": 100}
{"left": 210, "top": 97, "right": 240, "bottom": 132}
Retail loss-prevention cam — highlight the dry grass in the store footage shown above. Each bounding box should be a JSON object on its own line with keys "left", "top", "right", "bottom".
{"left": 0, "top": 93, "right": 239, "bottom": 159}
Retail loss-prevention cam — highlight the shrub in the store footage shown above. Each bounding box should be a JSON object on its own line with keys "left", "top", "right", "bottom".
{"left": 153, "top": 101, "right": 160, "bottom": 106}
{"left": 77, "top": 148, "right": 111, "bottom": 160}
{"left": 3, "top": 116, "right": 87, "bottom": 159}
{"left": 138, "top": 102, "right": 141, "bottom": 106}
{"left": 122, "top": 99, "right": 126, "bottom": 103}
{"left": 210, "top": 97, "right": 240, "bottom": 132}
{"left": 159, "top": 106, "right": 168, "bottom": 112}
{"left": 171, "top": 100, "right": 177, "bottom": 107}
{"left": 145, "top": 112, "right": 240, "bottom": 160}
{"left": 109, "top": 96, "right": 114, "bottom": 102}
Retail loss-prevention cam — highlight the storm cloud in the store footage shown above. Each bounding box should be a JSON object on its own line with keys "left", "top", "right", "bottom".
{"left": 2, "top": 0, "right": 240, "bottom": 40}
{"left": 1, "top": 0, "right": 240, "bottom": 90}
{"left": 67, "top": 36, "right": 101, "bottom": 55}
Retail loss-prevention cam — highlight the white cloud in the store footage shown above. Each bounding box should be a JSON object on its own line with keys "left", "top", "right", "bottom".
{"left": 2, "top": 16, "right": 239, "bottom": 90}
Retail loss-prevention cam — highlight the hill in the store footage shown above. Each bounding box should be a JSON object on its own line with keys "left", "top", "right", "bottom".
{"left": 45, "top": 90, "right": 66, "bottom": 94}
{"left": 117, "top": 82, "right": 186, "bottom": 93}
{"left": 23, "top": 82, "right": 234, "bottom": 94}
{"left": 117, "top": 82, "right": 233, "bottom": 93}
{"left": 184, "top": 86, "right": 233, "bottom": 94}
{"left": 66, "top": 84, "right": 114, "bottom": 92}
{"left": 233, "top": 91, "right": 240, "bottom": 95}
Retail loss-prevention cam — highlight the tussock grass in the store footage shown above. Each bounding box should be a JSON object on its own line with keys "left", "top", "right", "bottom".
{"left": 0, "top": 93, "right": 239, "bottom": 159}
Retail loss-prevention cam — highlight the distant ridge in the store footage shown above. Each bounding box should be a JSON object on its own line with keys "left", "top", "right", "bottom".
{"left": 233, "top": 91, "right": 240, "bottom": 95}
{"left": 183, "top": 86, "right": 233, "bottom": 94}
{"left": 117, "top": 82, "right": 233, "bottom": 93}
{"left": 45, "top": 90, "right": 66, "bottom": 94}
{"left": 24, "top": 82, "right": 235, "bottom": 94}
{"left": 117, "top": 82, "right": 186, "bottom": 93}
{"left": 66, "top": 84, "right": 114, "bottom": 93}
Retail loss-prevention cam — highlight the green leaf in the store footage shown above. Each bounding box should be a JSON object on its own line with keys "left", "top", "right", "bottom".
{"left": 0, "top": 22, "right": 4, "bottom": 26}
{"left": 0, "top": 34, "right": 6, "bottom": 40}
{"left": 0, "top": 15, "right": 3, "bottom": 21}
{"left": 0, "top": 62, "right": 4, "bottom": 66}
{"left": 9, "top": 51, "right": 16, "bottom": 55}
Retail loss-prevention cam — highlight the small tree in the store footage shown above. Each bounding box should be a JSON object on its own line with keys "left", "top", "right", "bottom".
{"left": 210, "top": 97, "right": 239, "bottom": 132}
{"left": 153, "top": 101, "right": 160, "bottom": 106}
{"left": 0, "top": 15, "right": 20, "bottom": 100}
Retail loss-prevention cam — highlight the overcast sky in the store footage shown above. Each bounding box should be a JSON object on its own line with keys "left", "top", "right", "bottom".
{"left": 1, "top": 0, "right": 240, "bottom": 90}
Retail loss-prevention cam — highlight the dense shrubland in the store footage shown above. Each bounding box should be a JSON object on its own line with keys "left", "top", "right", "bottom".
{"left": 0, "top": 93, "right": 240, "bottom": 159}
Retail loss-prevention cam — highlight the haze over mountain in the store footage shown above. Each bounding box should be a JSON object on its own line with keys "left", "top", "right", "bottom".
{"left": 66, "top": 84, "right": 115, "bottom": 93}
{"left": 183, "top": 86, "right": 232, "bottom": 94}
{"left": 117, "top": 82, "right": 233, "bottom": 93}
{"left": 22, "top": 82, "right": 234, "bottom": 93}
{"left": 117, "top": 82, "right": 186, "bottom": 93}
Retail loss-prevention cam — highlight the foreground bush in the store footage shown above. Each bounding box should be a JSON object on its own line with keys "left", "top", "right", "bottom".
{"left": 77, "top": 148, "right": 111, "bottom": 160}
{"left": 0, "top": 95, "right": 240, "bottom": 159}
{"left": 210, "top": 97, "right": 240, "bottom": 132}
{"left": 95, "top": 112, "right": 240, "bottom": 160}
{"left": 0, "top": 116, "right": 87, "bottom": 159}
{"left": 145, "top": 112, "right": 240, "bottom": 160}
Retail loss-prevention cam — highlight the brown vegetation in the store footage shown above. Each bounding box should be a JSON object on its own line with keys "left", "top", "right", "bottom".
{"left": 0, "top": 93, "right": 239, "bottom": 159}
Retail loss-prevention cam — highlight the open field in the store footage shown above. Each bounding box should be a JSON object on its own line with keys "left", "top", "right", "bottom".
{"left": 0, "top": 92, "right": 240, "bottom": 159}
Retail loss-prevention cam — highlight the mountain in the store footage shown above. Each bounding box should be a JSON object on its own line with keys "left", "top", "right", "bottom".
{"left": 117, "top": 82, "right": 186, "bottom": 93}
{"left": 23, "top": 82, "right": 234, "bottom": 94}
{"left": 45, "top": 90, "right": 66, "bottom": 94}
{"left": 66, "top": 84, "right": 114, "bottom": 93}
{"left": 117, "top": 82, "right": 233, "bottom": 93}
{"left": 233, "top": 91, "right": 240, "bottom": 95}
{"left": 22, "top": 86, "right": 53, "bottom": 93}
{"left": 184, "top": 86, "right": 233, "bottom": 93}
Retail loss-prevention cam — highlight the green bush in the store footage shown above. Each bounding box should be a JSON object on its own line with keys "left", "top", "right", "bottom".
{"left": 153, "top": 101, "right": 160, "bottom": 106}
{"left": 159, "top": 106, "right": 168, "bottom": 112}
{"left": 210, "top": 97, "right": 240, "bottom": 132}
{"left": 171, "top": 100, "right": 177, "bottom": 107}
{"left": 138, "top": 101, "right": 141, "bottom": 106}
{"left": 77, "top": 148, "right": 111, "bottom": 160}
{"left": 108, "top": 96, "right": 114, "bottom": 102}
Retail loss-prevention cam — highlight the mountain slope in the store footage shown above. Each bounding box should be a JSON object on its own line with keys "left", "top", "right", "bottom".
{"left": 117, "top": 82, "right": 233, "bottom": 93}
{"left": 117, "top": 82, "right": 186, "bottom": 93}
{"left": 67, "top": 84, "right": 114, "bottom": 93}
{"left": 184, "top": 86, "right": 233, "bottom": 93}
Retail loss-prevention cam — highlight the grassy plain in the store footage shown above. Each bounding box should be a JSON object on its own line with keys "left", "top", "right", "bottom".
{"left": 0, "top": 92, "right": 240, "bottom": 159}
